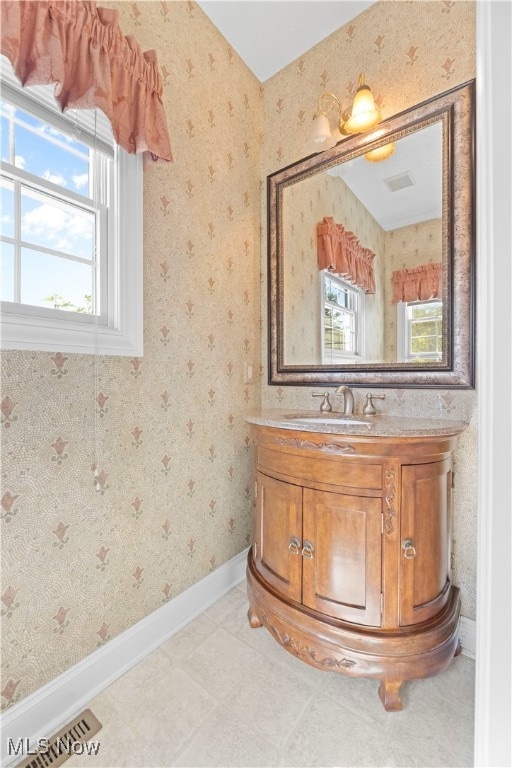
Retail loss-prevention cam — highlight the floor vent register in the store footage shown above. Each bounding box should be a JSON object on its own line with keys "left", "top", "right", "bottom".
{"left": 15, "top": 709, "right": 102, "bottom": 768}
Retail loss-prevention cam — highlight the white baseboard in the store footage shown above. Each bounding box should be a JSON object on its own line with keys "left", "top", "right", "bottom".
{"left": 0, "top": 549, "right": 248, "bottom": 768}
{"left": 459, "top": 615, "right": 477, "bottom": 660}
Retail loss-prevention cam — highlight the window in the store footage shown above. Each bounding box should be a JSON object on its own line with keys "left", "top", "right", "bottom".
{"left": 397, "top": 300, "right": 443, "bottom": 362}
{"left": 0, "top": 59, "right": 142, "bottom": 355}
{"left": 321, "top": 271, "right": 364, "bottom": 362}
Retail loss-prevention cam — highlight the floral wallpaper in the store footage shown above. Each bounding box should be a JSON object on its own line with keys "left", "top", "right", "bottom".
{"left": 261, "top": 0, "right": 477, "bottom": 621}
{"left": 1, "top": 1, "right": 261, "bottom": 710}
{"left": 1, "top": 0, "right": 477, "bottom": 713}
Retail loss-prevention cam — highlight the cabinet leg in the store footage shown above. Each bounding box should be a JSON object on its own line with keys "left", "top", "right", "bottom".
{"left": 247, "top": 605, "right": 263, "bottom": 628}
{"left": 378, "top": 679, "right": 404, "bottom": 711}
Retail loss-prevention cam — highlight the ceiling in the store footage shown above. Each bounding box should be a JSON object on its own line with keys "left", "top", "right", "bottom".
{"left": 328, "top": 122, "right": 443, "bottom": 231}
{"left": 196, "top": 1, "right": 376, "bottom": 82}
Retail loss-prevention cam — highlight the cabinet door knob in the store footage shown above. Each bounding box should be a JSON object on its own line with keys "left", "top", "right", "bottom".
{"left": 302, "top": 540, "right": 315, "bottom": 559}
{"left": 402, "top": 538, "right": 417, "bottom": 559}
{"left": 288, "top": 537, "right": 301, "bottom": 555}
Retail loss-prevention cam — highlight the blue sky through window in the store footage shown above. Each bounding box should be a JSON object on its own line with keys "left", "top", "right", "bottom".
{"left": 1, "top": 99, "right": 98, "bottom": 312}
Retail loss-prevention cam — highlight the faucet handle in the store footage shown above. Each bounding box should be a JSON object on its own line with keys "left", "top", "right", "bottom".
{"left": 312, "top": 392, "right": 332, "bottom": 412}
{"left": 363, "top": 393, "right": 386, "bottom": 415}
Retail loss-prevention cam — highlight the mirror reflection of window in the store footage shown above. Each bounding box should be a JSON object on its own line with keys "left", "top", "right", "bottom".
{"left": 397, "top": 299, "right": 443, "bottom": 362}
{"left": 321, "top": 272, "right": 364, "bottom": 363}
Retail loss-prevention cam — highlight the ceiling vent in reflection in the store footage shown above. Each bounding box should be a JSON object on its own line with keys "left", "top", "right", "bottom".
{"left": 383, "top": 172, "right": 415, "bottom": 192}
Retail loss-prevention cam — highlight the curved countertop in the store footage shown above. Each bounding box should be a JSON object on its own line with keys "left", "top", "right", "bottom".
{"left": 245, "top": 409, "right": 468, "bottom": 438}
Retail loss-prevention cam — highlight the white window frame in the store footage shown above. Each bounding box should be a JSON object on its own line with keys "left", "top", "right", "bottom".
{"left": 320, "top": 271, "right": 365, "bottom": 363}
{"left": 0, "top": 58, "right": 143, "bottom": 356}
{"left": 396, "top": 299, "right": 443, "bottom": 362}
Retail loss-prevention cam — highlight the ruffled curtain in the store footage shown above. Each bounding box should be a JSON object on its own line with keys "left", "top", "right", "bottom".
{"left": 391, "top": 263, "right": 442, "bottom": 303}
{"left": 0, "top": 0, "right": 172, "bottom": 166}
{"left": 317, "top": 216, "right": 376, "bottom": 294}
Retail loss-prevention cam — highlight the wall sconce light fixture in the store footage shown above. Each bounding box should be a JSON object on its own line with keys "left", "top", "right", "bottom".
{"left": 305, "top": 92, "right": 344, "bottom": 154}
{"left": 306, "top": 73, "right": 382, "bottom": 155}
{"left": 343, "top": 73, "right": 381, "bottom": 134}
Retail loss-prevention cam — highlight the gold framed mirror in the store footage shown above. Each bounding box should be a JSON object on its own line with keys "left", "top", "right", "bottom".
{"left": 268, "top": 80, "right": 475, "bottom": 388}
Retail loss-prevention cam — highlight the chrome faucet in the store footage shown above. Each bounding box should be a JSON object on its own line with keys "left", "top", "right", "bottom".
{"left": 335, "top": 385, "right": 354, "bottom": 415}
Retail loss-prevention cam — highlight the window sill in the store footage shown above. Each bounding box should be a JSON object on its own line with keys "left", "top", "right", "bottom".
{"left": 1, "top": 305, "right": 143, "bottom": 356}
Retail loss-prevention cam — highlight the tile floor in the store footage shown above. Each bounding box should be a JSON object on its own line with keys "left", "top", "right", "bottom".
{"left": 67, "top": 582, "right": 475, "bottom": 768}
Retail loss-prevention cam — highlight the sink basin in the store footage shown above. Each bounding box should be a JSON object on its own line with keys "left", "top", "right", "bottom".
{"left": 285, "top": 414, "right": 372, "bottom": 427}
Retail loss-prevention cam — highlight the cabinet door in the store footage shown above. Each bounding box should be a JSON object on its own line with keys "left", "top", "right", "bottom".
{"left": 302, "top": 488, "right": 382, "bottom": 627}
{"left": 400, "top": 458, "right": 452, "bottom": 626}
{"left": 254, "top": 472, "right": 302, "bottom": 602}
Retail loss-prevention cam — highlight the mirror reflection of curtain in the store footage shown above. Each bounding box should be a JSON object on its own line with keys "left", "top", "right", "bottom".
{"left": 317, "top": 217, "right": 376, "bottom": 294}
{"left": 391, "top": 263, "right": 442, "bottom": 303}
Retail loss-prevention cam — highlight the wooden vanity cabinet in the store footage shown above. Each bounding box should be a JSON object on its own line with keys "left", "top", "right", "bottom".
{"left": 247, "top": 423, "right": 463, "bottom": 711}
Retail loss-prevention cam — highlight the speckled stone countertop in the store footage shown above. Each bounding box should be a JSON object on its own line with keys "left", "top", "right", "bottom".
{"left": 245, "top": 410, "right": 468, "bottom": 438}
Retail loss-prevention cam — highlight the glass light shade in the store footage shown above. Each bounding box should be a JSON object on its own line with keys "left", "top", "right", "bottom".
{"left": 305, "top": 112, "right": 337, "bottom": 154}
{"left": 343, "top": 83, "right": 381, "bottom": 134}
{"left": 330, "top": 125, "right": 343, "bottom": 144}
{"left": 364, "top": 142, "right": 396, "bottom": 162}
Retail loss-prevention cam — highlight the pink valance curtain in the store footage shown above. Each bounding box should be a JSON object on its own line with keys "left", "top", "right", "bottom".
{"left": 391, "top": 262, "right": 442, "bottom": 303}
{"left": 1, "top": 0, "right": 172, "bottom": 166}
{"left": 317, "top": 216, "right": 376, "bottom": 294}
